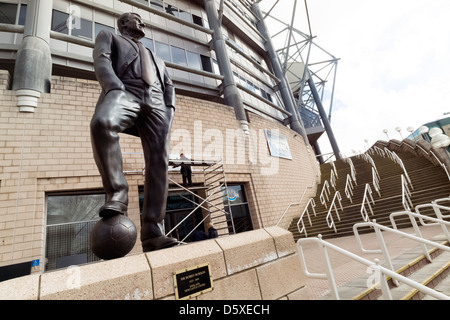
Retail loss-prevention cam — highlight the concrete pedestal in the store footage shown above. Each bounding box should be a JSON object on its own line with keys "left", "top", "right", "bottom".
{"left": 0, "top": 227, "right": 308, "bottom": 300}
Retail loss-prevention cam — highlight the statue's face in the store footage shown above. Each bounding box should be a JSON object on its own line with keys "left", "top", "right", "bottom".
{"left": 121, "top": 14, "right": 145, "bottom": 39}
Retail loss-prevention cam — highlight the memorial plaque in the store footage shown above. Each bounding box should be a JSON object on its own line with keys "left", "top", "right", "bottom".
{"left": 173, "top": 263, "right": 213, "bottom": 300}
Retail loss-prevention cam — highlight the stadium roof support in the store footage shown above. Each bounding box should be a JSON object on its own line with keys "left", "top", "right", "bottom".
{"left": 252, "top": 1, "right": 308, "bottom": 144}
{"left": 254, "top": 0, "right": 342, "bottom": 160}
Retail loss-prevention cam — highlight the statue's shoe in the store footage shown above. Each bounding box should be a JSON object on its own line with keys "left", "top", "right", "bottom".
{"left": 98, "top": 201, "right": 128, "bottom": 218}
{"left": 142, "top": 235, "right": 180, "bottom": 252}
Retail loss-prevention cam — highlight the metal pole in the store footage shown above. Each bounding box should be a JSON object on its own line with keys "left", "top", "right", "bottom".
{"left": 307, "top": 76, "right": 341, "bottom": 160}
{"left": 204, "top": 0, "right": 250, "bottom": 134}
{"left": 251, "top": 2, "right": 308, "bottom": 143}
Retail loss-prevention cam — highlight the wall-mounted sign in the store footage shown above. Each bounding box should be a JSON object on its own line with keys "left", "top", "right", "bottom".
{"left": 264, "top": 129, "right": 292, "bottom": 159}
{"left": 173, "top": 263, "right": 213, "bottom": 300}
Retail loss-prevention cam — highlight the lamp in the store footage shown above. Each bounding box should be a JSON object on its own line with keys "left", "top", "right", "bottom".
{"left": 395, "top": 127, "right": 403, "bottom": 140}
{"left": 428, "top": 127, "right": 442, "bottom": 138}
{"left": 431, "top": 132, "right": 450, "bottom": 149}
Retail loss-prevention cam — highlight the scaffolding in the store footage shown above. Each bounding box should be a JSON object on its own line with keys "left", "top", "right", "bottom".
{"left": 165, "top": 158, "right": 235, "bottom": 242}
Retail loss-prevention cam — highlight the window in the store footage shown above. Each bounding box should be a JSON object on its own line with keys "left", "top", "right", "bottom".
{"left": 155, "top": 41, "right": 171, "bottom": 61}
{"left": 222, "top": 185, "right": 252, "bottom": 233}
{"left": 150, "top": 0, "right": 164, "bottom": 11}
{"left": 141, "top": 37, "right": 154, "bottom": 52}
{"left": 51, "top": 9, "right": 94, "bottom": 39}
{"left": 212, "top": 59, "right": 220, "bottom": 75}
{"left": 187, "top": 51, "right": 201, "bottom": 70}
{"left": 200, "top": 54, "right": 213, "bottom": 73}
{"left": 0, "top": 3, "right": 17, "bottom": 24}
{"left": 192, "top": 14, "right": 203, "bottom": 27}
{"left": 71, "top": 17, "right": 93, "bottom": 39}
{"left": 94, "top": 22, "right": 115, "bottom": 39}
{"left": 51, "top": 10, "right": 69, "bottom": 34}
{"left": 179, "top": 10, "right": 192, "bottom": 23}
{"left": 165, "top": 3, "right": 179, "bottom": 17}
{"left": 171, "top": 45, "right": 187, "bottom": 65}
{"left": 45, "top": 192, "right": 104, "bottom": 271}
{"left": 18, "top": 4, "right": 26, "bottom": 25}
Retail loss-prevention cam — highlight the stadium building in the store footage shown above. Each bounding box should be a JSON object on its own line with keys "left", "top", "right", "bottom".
{"left": 0, "top": 0, "right": 340, "bottom": 280}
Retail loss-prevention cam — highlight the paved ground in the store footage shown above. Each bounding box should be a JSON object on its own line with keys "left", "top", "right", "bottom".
{"left": 298, "top": 224, "right": 449, "bottom": 300}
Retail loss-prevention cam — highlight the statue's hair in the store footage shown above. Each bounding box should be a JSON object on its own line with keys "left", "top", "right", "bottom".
{"left": 117, "top": 12, "right": 142, "bottom": 33}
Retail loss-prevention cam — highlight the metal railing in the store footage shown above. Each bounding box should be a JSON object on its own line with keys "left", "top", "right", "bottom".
{"left": 296, "top": 198, "right": 317, "bottom": 237}
{"left": 401, "top": 174, "right": 413, "bottom": 211}
{"left": 351, "top": 218, "right": 450, "bottom": 299}
{"left": 360, "top": 183, "right": 375, "bottom": 222}
{"left": 330, "top": 169, "right": 337, "bottom": 191}
{"left": 372, "top": 167, "right": 381, "bottom": 197}
{"left": 297, "top": 215, "right": 450, "bottom": 300}
{"left": 389, "top": 209, "right": 450, "bottom": 262}
{"left": 319, "top": 180, "right": 331, "bottom": 209}
{"left": 276, "top": 166, "right": 320, "bottom": 227}
{"left": 326, "top": 191, "right": 343, "bottom": 233}
{"left": 414, "top": 200, "right": 450, "bottom": 242}
{"left": 344, "top": 174, "right": 354, "bottom": 204}
{"left": 392, "top": 151, "right": 413, "bottom": 189}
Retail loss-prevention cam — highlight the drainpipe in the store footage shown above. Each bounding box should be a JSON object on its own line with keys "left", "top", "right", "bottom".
{"left": 204, "top": 0, "right": 250, "bottom": 134}
{"left": 251, "top": 2, "right": 308, "bottom": 144}
{"left": 12, "top": 0, "right": 53, "bottom": 113}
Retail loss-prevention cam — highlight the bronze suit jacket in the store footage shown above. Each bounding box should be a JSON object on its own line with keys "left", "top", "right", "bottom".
{"left": 93, "top": 29, "right": 176, "bottom": 110}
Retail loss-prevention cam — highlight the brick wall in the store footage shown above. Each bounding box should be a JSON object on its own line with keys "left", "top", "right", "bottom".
{"left": 0, "top": 70, "right": 319, "bottom": 269}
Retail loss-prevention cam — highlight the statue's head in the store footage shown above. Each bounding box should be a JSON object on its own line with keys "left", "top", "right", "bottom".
{"left": 117, "top": 12, "right": 145, "bottom": 40}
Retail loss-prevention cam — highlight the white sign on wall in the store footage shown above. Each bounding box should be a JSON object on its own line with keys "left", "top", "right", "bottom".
{"left": 264, "top": 129, "right": 292, "bottom": 160}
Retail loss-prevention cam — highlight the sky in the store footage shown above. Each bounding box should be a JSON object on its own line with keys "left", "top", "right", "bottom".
{"left": 260, "top": 0, "right": 450, "bottom": 158}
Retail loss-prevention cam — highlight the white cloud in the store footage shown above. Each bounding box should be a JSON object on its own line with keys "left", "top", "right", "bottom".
{"left": 298, "top": 0, "right": 450, "bottom": 157}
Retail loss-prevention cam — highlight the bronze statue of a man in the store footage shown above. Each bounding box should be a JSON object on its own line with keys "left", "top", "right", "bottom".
{"left": 90, "top": 12, "right": 178, "bottom": 251}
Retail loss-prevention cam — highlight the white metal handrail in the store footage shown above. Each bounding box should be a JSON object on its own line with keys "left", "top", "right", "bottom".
{"left": 392, "top": 151, "right": 413, "bottom": 189}
{"left": 344, "top": 174, "right": 354, "bottom": 204}
{"left": 342, "top": 156, "right": 357, "bottom": 184}
{"left": 352, "top": 219, "right": 450, "bottom": 299}
{"left": 276, "top": 166, "right": 320, "bottom": 227}
{"left": 415, "top": 201, "right": 450, "bottom": 242}
{"left": 331, "top": 161, "right": 338, "bottom": 179}
{"left": 372, "top": 167, "right": 381, "bottom": 197}
{"left": 296, "top": 198, "right": 316, "bottom": 237}
{"left": 326, "top": 191, "right": 343, "bottom": 233}
{"left": 297, "top": 233, "right": 450, "bottom": 300}
{"left": 330, "top": 169, "right": 337, "bottom": 190}
{"left": 372, "top": 145, "right": 386, "bottom": 157}
{"left": 401, "top": 174, "right": 413, "bottom": 211}
{"left": 320, "top": 180, "right": 331, "bottom": 209}
{"left": 360, "top": 183, "right": 375, "bottom": 222}
{"left": 383, "top": 147, "right": 396, "bottom": 161}
{"left": 414, "top": 143, "right": 450, "bottom": 181}
{"left": 430, "top": 149, "right": 450, "bottom": 181}
{"left": 389, "top": 210, "right": 450, "bottom": 261}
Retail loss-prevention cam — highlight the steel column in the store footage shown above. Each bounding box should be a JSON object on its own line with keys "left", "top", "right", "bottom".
{"left": 307, "top": 77, "right": 341, "bottom": 160}
{"left": 252, "top": 2, "right": 308, "bottom": 143}
{"left": 204, "top": 0, "right": 250, "bottom": 134}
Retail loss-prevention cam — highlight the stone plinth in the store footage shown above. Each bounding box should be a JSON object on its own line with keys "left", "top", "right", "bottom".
{"left": 0, "top": 227, "right": 308, "bottom": 300}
